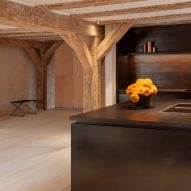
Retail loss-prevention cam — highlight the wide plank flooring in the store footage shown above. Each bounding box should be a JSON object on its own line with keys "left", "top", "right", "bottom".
{"left": 0, "top": 110, "right": 79, "bottom": 191}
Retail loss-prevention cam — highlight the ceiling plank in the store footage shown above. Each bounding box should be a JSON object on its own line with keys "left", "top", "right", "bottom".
{"left": 72, "top": 1, "right": 191, "bottom": 18}
{"left": 0, "top": 0, "right": 103, "bottom": 36}
{"left": 36, "top": 0, "right": 144, "bottom": 10}
{"left": 0, "top": 38, "right": 44, "bottom": 48}
{"left": 100, "top": 13, "right": 191, "bottom": 25}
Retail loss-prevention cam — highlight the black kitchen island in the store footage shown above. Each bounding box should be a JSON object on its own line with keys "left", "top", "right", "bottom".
{"left": 71, "top": 95, "right": 191, "bottom": 191}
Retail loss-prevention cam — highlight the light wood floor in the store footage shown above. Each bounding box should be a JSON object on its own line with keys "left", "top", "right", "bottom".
{"left": 0, "top": 110, "right": 79, "bottom": 191}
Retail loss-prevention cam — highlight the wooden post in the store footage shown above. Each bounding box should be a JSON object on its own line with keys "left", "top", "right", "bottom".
{"left": 60, "top": 22, "right": 133, "bottom": 112}
{"left": 91, "top": 37, "right": 103, "bottom": 109}
{"left": 61, "top": 34, "right": 94, "bottom": 112}
{"left": 25, "top": 42, "right": 62, "bottom": 110}
{"left": 42, "top": 42, "right": 62, "bottom": 110}
{"left": 25, "top": 48, "right": 44, "bottom": 110}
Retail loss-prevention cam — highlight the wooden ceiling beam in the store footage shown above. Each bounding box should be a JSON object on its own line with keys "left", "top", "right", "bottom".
{"left": 36, "top": 0, "right": 144, "bottom": 10}
{"left": 0, "top": 28, "right": 46, "bottom": 34}
{"left": 0, "top": 38, "right": 44, "bottom": 48}
{"left": 0, "top": 28, "right": 60, "bottom": 40}
{"left": 0, "top": 33, "right": 57, "bottom": 38}
{"left": 135, "top": 17, "right": 191, "bottom": 27}
{"left": 14, "top": 37, "right": 62, "bottom": 41}
{"left": 100, "top": 13, "right": 191, "bottom": 25}
{"left": 72, "top": 1, "right": 191, "bottom": 18}
{"left": 0, "top": 0, "right": 103, "bottom": 36}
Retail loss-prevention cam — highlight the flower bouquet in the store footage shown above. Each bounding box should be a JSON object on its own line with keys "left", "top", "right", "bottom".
{"left": 126, "top": 78, "right": 158, "bottom": 109}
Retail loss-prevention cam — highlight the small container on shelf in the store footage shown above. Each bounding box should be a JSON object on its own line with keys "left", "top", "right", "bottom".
{"left": 143, "top": 44, "right": 147, "bottom": 53}
{"left": 147, "top": 41, "right": 153, "bottom": 53}
{"left": 142, "top": 41, "right": 157, "bottom": 53}
{"left": 152, "top": 47, "right": 157, "bottom": 53}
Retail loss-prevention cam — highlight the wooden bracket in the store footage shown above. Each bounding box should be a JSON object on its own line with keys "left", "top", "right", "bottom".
{"left": 96, "top": 23, "right": 133, "bottom": 61}
{"left": 43, "top": 41, "right": 63, "bottom": 65}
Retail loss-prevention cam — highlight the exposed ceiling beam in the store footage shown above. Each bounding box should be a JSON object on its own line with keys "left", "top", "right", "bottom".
{"left": 100, "top": 13, "right": 191, "bottom": 25}
{"left": 36, "top": 0, "right": 144, "bottom": 10}
{"left": 0, "top": 38, "right": 44, "bottom": 48}
{"left": 0, "top": 28, "right": 51, "bottom": 34}
{"left": 12, "top": 36, "right": 62, "bottom": 41}
{"left": 0, "top": 32, "right": 58, "bottom": 38}
{"left": 72, "top": 1, "right": 191, "bottom": 18}
{"left": 135, "top": 17, "right": 191, "bottom": 27}
{"left": 0, "top": 0, "right": 104, "bottom": 36}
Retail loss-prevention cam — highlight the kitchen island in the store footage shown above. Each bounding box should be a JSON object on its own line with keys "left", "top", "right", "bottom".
{"left": 71, "top": 95, "right": 191, "bottom": 191}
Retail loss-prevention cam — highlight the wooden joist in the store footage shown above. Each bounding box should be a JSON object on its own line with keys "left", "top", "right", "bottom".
{"left": 14, "top": 36, "right": 62, "bottom": 41}
{"left": 0, "top": 28, "right": 47, "bottom": 34}
{"left": 100, "top": 13, "right": 191, "bottom": 25}
{"left": 0, "top": 28, "right": 60, "bottom": 40}
{"left": 0, "top": 0, "right": 103, "bottom": 37}
{"left": 36, "top": 0, "right": 143, "bottom": 10}
{"left": 72, "top": 1, "right": 191, "bottom": 18}
{"left": 135, "top": 16, "right": 191, "bottom": 27}
{"left": 0, "top": 38, "right": 44, "bottom": 48}
{"left": 0, "top": 32, "right": 56, "bottom": 38}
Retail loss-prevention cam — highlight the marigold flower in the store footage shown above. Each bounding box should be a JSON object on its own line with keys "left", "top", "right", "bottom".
{"left": 130, "top": 93, "right": 139, "bottom": 103}
{"left": 143, "top": 87, "right": 152, "bottom": 96}
{"left": 126, "top": 78, "right": 158, "bottom": 103}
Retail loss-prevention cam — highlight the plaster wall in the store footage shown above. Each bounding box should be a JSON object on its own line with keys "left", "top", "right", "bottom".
{"left": 54, "top": 42, "right": 83, "bottom": 110}
{"left": 0, "top": 46, "right": 35, "bottom": 116}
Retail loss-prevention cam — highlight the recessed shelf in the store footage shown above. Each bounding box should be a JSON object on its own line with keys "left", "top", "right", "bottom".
{"left": 126, "top": 51, "right": 191, "bottom": 55}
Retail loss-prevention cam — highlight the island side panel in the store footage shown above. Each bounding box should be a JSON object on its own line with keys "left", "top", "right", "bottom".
{"left": 71, "top": 123, "right": 191, "bottom": 191}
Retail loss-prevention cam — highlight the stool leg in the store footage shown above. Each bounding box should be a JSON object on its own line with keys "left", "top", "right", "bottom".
{"left": 24, "top": 103, "right": 37, "bottom": 114}
{"left": 10, "top": 103, "right": 25, "bottom": 117}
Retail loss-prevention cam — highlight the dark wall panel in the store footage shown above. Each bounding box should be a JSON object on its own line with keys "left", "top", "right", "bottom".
{"left": 117, "top": 24, "right": 191, "bottom": 54}
{"left": 118, "top": 54, "right": 191, "bottom": 90}
{"left": 117, "top": 24, "right": 191, "bottom": 92}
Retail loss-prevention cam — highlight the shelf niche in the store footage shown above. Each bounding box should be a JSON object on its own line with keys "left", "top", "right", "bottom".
{"left": 116, "top": 24, "right": 191, "bottom": 103}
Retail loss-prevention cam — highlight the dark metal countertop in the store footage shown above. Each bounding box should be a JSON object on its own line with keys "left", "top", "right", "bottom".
{"left": 71, "top": 95, "right": 191, "bottom": 131}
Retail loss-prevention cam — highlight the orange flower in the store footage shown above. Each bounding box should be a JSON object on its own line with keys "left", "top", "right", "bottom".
{"left": 137, "top": 86, "right": 145, "bottom": 94}
{"left": 143, "top": 87, "right": 152, "bottom": 96}
{"left": 126, "top": 78, "right": 158, "bottom": 102}
{"left": 130, "top": 93, "right": 139, "bottom": 103}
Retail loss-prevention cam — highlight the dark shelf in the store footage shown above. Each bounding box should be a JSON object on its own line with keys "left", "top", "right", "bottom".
{"left": 127, "top": 51, "right": 191, "bottom": 55}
